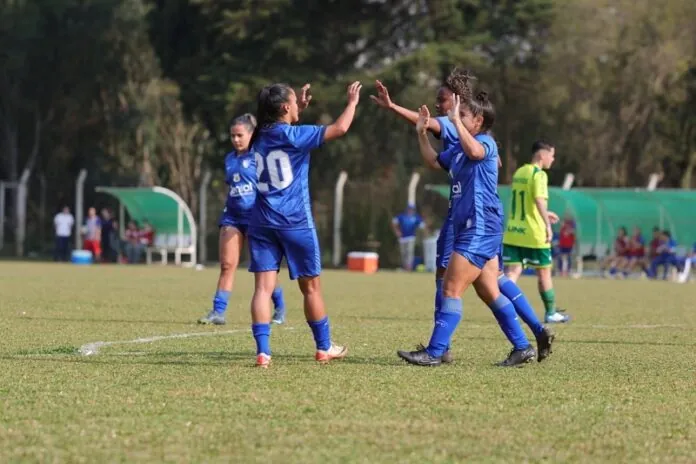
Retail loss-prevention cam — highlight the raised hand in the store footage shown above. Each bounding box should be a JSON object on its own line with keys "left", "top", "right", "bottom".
{"left": 347, "top": 81, "right": 362, "bottom": 105}
{"left": 298, "top": 83, "right": 312, "bottom": 111}
{"left": 416, "top": 105, "right": 430, "bottom": 134}
{"left": 369, "top": 80, "right": 393, "bottom": 109}
{"left": 447, "top": 94, "right": 462, "bottom": 122}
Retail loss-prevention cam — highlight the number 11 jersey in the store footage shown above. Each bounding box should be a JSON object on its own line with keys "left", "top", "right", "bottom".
{"left": 250, "top": 122, "right": 327, "bottom": 230}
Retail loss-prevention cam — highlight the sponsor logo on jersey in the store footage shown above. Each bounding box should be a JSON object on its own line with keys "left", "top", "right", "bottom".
{"left": 452, "top": 182, "right": 462, "bottom": 195}
{"left": 229, "top": 182, "right": 254, "bottom": 196}
{"left": 507, "top": 225, "right": 527, "bottom": 234}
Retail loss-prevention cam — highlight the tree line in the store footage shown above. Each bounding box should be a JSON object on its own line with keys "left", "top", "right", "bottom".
{"left": 1, "top": 0, "right": 695, "bottom": 263}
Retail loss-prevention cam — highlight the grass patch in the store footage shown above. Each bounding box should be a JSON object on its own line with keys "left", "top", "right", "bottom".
{"left": 1, "top": 262, "right": 695, "bottom": 462}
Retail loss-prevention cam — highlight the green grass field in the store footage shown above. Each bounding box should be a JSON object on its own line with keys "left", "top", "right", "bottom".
{"left": 1, "top": 262, "right": 695, "bottom": 463}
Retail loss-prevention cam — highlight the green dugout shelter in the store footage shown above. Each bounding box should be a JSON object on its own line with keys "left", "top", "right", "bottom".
{"left": 425, "top": 185, "right": 696, "bottom": 257}
{"left": 96, "top": 186, "right": 197, "bottom": 265}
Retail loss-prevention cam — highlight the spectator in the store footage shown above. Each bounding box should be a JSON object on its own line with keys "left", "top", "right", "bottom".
{"left": 649, "top": 230, "right": 678, "bottom": 280}
{"left": 557, "top": 215, "right": 576, "bottom": 277}
{"left": 624, "top": 226, "right": 646, "bottom": 275}
{"left": 53, "top": 205, "right": 74, "bottom": 262}
{"left": 646, "top": 226, "right": 661, "bottom": 269}
{"left": 601, "top": 226, "right": 629, "bottom": 278}
{"left": 110, "top": 219, "right": 122, "bottom": 262}
{"left": 100, "top": 208, "right": 115, "bottom": 262}
{"left": 82, "top": 207, "right": 102, "bottom": 260}
{"left": 391, "top": 203, "right": 427, "bottom": 271}
{"left": 124, "top": 221, "right": 143, "bottom": 264}
{"left": 139, "top": 219, "right": 155, "bottom": 248}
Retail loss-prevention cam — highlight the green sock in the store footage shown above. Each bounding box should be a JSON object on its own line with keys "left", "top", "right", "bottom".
{"left": 540, "top": 289, "right": 556, "bottom": 316}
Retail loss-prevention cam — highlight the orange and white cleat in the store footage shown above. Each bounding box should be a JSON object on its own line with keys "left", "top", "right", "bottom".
{"left": 256, "top": 353, "right": 271, "bottom": 368}
{"left": 315, "top": 344, "right": 348, "bottom": 364}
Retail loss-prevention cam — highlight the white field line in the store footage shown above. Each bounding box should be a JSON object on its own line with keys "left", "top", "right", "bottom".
{"left": 78, "top": 327, "right": 295, "bottom": 356}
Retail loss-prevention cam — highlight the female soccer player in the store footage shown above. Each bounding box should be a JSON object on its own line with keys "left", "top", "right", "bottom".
{"left": 373, "top": 75, "right": 553, "bottom": 363}
{"left": 198, "top": 114, "right": 286, "bottom": 326}
{"left": 247, "top": 81, "right": 362, "bottom": 367}
{"left": 398, "top": 93, "right": 538, "bottom": 367}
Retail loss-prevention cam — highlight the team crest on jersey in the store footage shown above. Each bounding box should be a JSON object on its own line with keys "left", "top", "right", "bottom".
{"left": 233, "top": 173, "right": 241, "bottom": 182}
{"left": 242, "top": 159, "right": 250, "bottom": 168}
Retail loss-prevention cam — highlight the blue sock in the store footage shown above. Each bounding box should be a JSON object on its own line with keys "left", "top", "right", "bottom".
{"left": 489, "top": 295, "right": 530, "bottom": 351}
{"left": 433, "top": 278, "right": 444, "bottom": 319}
{"left": 252, "top": 323, "right": 271, "bottom": 355}
{"left": 426, "top": 297, "right": 462, "bottom": 357}
{"left": 271, "top": 287, "right": 285, "bottom": 310}
{"left": 498, "top": 275, "right": 544, "bottom": 336}
{"left": 307, "top": 316, "right": 331, "bottom": 351}
{"left": 213, "top": 290, "right": 231, "bottom": 314}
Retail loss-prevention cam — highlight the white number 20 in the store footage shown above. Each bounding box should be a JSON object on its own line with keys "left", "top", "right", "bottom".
{"left": 255, "top": 150, "right": 294, "bottom": 193}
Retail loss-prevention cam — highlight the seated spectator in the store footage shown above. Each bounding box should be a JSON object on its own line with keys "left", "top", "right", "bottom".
{"left": 601, "top": 227, "right": 629, "bottom": 278}
{"left": 648, "top": 230, "right": 678, "bottom": 280}
{"left": 139, "top": 219, "right": 155, "bottom": 247}
{"left": 557, "top": 216, "right": 576, "bottom": 277}
{"left": 645, "top": 227, "right": 661, "bottom": 270}
{"left": 124, "top": 221, "right": 144, "bottom": 264}
{"left": 624, "top": 226, "right": 646, "bottom": 275}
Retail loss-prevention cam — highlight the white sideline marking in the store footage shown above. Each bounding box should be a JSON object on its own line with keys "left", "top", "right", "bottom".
{"left": 78, "top": 327, "right": 294, "bottom": 356}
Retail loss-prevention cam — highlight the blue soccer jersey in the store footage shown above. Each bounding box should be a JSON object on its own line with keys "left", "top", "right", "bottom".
{"left": 250, "top": 123, "right": 326, "bottom": 230}
{"left": 435, "top": 116, "right": 459, "bottom": 151}
{"left": 440, "top": 133, "right": 503, "bottom": 236}
{"left": 392, "top": 213, "right": 424, "bottom": 238}
{"left": 221, "top": 151, "right": 257, "bottom": 224}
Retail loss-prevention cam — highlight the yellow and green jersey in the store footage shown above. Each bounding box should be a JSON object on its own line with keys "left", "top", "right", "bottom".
{"left": 503, "top": 163, "right": 549, "bottom": 249}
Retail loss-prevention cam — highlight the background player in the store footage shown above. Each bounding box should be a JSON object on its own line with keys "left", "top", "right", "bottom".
{"left": 503, "top": 141, "right": 570, "bottom": 323}
{"left": 247, "top": 81, "right": 362, "bottom": 367}
{"left": 198, "top": 114, "right": 286, "bottom": 326}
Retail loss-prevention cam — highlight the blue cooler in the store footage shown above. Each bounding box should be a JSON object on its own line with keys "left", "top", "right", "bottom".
{"left": 71, "top": 250, "right": 93, "bottom": 265}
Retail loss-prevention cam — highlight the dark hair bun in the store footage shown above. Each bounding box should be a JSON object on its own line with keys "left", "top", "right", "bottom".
{"left": 475, "top": 91, "right": 489, "bottom": 103}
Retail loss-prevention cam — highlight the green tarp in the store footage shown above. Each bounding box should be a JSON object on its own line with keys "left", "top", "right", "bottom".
{"left": 96, "top": 187, "right": 194, "bottom": 236}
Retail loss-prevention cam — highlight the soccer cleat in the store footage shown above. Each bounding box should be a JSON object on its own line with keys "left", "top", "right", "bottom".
{"left": 315, "top": 344, "right": 348, "bottom": 364}
{"left": 197, "top": 310, "right": 226, "bottom": 325}
{"left": 272, "top": 307, "right": 286, "bottom": 325}
{"left": 545, "top": 311, "right": 570, "bottom": 324}
{"left": 496, "top": 346, "right": 536, "bottom": 367}
{"left": 397, "top": 348, "right": 442, "bottom": 367}
{"left": 256, "top": 353, "right": 271, "bottom": 368}
{"left": 535, "top": 326, "right": 555, "bottom": 362}
{"left": 417, "top": 343, "right": 453, "bottom": 363}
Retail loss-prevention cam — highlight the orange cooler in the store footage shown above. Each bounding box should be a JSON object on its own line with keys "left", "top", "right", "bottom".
{"left": 347, "top": 252, "right": 379, "bottom": 273}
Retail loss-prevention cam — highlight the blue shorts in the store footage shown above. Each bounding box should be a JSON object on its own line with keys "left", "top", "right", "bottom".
{"left": 436, "top": 217, "right": 455, "bottom": 269}
{"left": 453, "top": 232, "right": 503, "bottom": 270}
{"left": 248, "top": 227, "right": 321, "bottom": 280}
{"left": 219, "top": 214, "right": 249, "bottom": 235}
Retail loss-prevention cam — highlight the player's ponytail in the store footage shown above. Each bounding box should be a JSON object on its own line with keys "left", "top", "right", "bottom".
{"left": 250, "top": 84, "right": 293, "bottom": 147}
{"left": 444, "top": 67, "right": 476, "bottom": 101}
{"left": 466, "top": 90, "right": 496, "bottom": 133}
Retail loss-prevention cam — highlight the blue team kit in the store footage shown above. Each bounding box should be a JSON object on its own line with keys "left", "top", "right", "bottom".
{"left": 248, "top": 123, "right": 326, "bottom": 280}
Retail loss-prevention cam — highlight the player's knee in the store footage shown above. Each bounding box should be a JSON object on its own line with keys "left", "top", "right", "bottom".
{"left": 220, "top": 258, "right": 237, "bottom": 274}
{"left": 298, "top": 276, "right": 321, "bottom": 296}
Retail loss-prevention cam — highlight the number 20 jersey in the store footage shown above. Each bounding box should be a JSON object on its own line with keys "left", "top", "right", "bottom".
{"left": 250, "top": 123, "right": 327, "bottom": 230}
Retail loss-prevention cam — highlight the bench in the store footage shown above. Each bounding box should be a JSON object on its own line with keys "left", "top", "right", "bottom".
{"left": 146, "top": 234, "right": 196, "bottom": 266}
